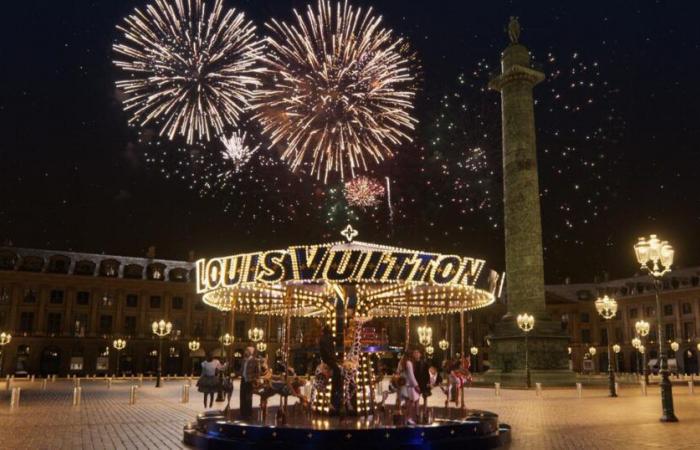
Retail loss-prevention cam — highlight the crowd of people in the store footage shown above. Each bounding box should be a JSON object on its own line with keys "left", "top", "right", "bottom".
{"left": 195, "top": 337, "right": 472, "bottom": 426}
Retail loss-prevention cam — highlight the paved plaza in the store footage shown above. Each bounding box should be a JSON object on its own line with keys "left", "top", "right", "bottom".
{"left": 0, "top": 377, "right": 699, "bottom": 449}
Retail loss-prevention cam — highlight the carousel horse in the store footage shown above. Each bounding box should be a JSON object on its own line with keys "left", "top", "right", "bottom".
{"left": 253, "top": 360, "right": 310, "bottom": 421}
{"left": 441, "top": 356, "right": 471, "bottom": 407}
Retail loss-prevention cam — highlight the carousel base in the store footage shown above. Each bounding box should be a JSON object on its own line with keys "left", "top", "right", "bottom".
{"left": 183, "top": 406, "right": 511, "bottom": 450}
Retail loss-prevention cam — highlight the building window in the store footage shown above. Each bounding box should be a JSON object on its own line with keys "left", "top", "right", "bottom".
{"left": 172, "top": 297, "right": 184, "bottom": 310}
{"left": 149, "top": 296, "right": 161, "bottom": 309}
{"left": 581, "top": 329, "right": 591, "bottom": 343}
{"left": 47, "top": 312, "right": 62, "bottom": 334}
{"left": 19, "top": 312, "right": 34, "bottom": 333}
{"left": 580, "top": 312, "right": 590, "bottom": 323}
{"left": 193, "top": 319, "right": 204, "bottom": 337}
{"left": 663, "top": 304, "right": 674, "bottom": 316}
{"left": 126, "top": 294, "right": 138, "bottom": 308}
{"left": 74, "top": 314, "right": 88, "bottom": 337}
{"left": 644, "top": 306, "right": 655, "bottom": 317}
{"left": 50, "top": 290, "right": 64, "bottom": 304}
{"left": 124, "top": 316, "right": 137, "bottom": 335}
{"left": 99, "top": 315, "right": 113, "bottom": 334}
{"left": 194, "top": 299, "right": 205, "bottom": 311}
{"left": 682, "top": 303, "right": 692, "bottom": 315}
{"left": 23, "top": 289, "right": 37, "bottom": 303}
{"left": 601, "top": 328, "right": 608, "bottom": 345}
{"left": 629, "top": 308, "right": 638, "bottom": 319}
{"left": 76, "top": 291, "right": 90, "bottom": 306}
{"left": 683, "top": 322, "right": 694, "bottom": 340}
{"left": 665, "top": 324, "right": 675, "bottom": 341}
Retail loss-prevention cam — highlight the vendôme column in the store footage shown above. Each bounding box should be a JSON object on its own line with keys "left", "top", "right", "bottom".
{"left": 484, "top": 18, "right": 574, "bottom": 386}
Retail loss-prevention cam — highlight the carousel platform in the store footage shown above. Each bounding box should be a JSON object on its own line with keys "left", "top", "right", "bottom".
{"left": 183, "top": 406, "right": 511, "bottom": 449}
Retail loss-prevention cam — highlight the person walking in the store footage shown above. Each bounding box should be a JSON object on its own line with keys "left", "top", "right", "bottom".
{"left": 239, "top": 345, "right": 260, "bottom": 420}
{"left": 197, "top": 352, "right": 223, "bottom": 409}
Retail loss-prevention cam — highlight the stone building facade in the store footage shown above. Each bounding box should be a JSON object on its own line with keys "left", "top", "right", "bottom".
{"left": 1, "top": 245, "right": 699, "bottom": 377}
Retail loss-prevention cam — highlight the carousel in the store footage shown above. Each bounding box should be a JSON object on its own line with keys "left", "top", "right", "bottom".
{"left": 183, "top": 226, "right": 511, "bottom": 449}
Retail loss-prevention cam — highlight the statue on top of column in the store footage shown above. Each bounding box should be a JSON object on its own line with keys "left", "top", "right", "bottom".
{"left": 508, "top": 16, "right": 520, "bottom": 44}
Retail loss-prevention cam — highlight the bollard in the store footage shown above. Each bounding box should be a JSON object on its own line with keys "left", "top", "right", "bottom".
{"left": 494, "top": 382, "right": 501, "bottom": 397}
{"left": 10, "top": 387, "right": 21, "bottom": 407}
{"left": 30, "top": 374, "right": 35, "bottom": 383}
{"left": 640, "top": 380, "right": 647, "bottom": 396}
{"left": 129, "top": 385, "right": 137, "bottom": 405}
{"left": 181, "top": 384, "right": 190, "bottom": 403}
{"left": 107, "top": 378, "right": 112, "bottom": 389}
{"left": 51, "top": 374, "right": 56, "bottom": 382}
{"left": 41, "top": 378, "right": 47, "bottom": 391}
{"left": 73, "top": 386, "right": 82, "bottom": 406}
{"left": 614, "top": 382, "right": 620, "bottom": 396}
{"left": 138, "top": 375, "right": 143, "bottom": 387}
{"left": 689, "top": 381, "right": 695, "bottom": 395}
{"left": 576, "top": 383, "right": 582, "bottom": 398}
{"left": 535, "top": 383, "right": 542, "bottom": 397}
{"left": 75, "top": 377, "right": 81, "bottom": 388}
{"left": 5, "top": 377, "right": 10, "bottom": 391}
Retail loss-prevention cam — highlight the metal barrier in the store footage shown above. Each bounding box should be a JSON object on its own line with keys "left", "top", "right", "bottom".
{"left": 181, "top": 384, "right": 190, "bottom": 403}
{"left": 10, "top": 387, "right": 20, "bottom": 407}
{"left": 129, "top": 385, "right": 138, "bottom": 405}
{"left": 73, "top": 386, "right": 82, "bottom": 406}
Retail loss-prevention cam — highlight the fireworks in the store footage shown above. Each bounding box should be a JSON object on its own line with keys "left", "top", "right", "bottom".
{"left": 344, "top": 176, "right": 385, "bottom": 209}
{"left": 254, "top": 0, "right": 417, "bottom": 182}
{"left": 113, "top": 0, "right": 264, "bottom": 144}
{"left": 220, "top": 131, "right": 260, "bottom": 173}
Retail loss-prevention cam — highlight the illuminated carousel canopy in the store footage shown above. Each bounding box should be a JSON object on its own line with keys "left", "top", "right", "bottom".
{"left": 196, "top": 236, "right": 498, "bottom": 318}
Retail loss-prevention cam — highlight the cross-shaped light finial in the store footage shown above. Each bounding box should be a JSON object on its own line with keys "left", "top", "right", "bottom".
{"left": 341, "top": 224, "right": 358, "bottom": 242}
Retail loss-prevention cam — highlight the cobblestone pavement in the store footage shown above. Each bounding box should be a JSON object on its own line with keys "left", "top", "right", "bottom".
{"left": 0, "top": 377, "right": 699, "bottom": 449}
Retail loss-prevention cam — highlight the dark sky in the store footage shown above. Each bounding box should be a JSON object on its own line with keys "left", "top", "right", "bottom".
{"left": 0, "top": 0, "right": 698, "bottom": 283}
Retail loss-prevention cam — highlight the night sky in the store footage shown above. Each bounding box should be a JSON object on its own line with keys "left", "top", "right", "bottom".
{"left": 1, "top": 1, "right": 698, "bottom": 283}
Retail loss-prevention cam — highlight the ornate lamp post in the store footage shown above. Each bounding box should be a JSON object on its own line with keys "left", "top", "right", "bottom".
{"left": 216, "top": 333, "right": 233, "bottom": 402}
{"left": 635, "top": 320, "right": 650, "bottom": 385}
{"left": 188, "top": 340, "right": 200, "bottom": 374}
{"left": 634, "top": 234, "right": 678, "bottom": 422}
{"left": 113, "top": 338, "right": 126, "bottom": 377}
{"left": 248, "top": 327, "right": 264, "bottom": 343}
{"left": 256, "top": 342, "right": 267, "bottom": 353}
{"left": 0, "top": 332, "right": 11, "bottom": 377}
{"left": 425, "top": 345, "right": 435, "bottom": 357}
{"left": 151, "top": 320, "right": 172, "bottom": 388}
{"left": 595, "top": 295, "right": 618, "bottom": 397}
{"left": 417, "top": 325, "right": 432, "bottom": 347}
{"left": 613, "top": 344, "right": 621, "bottom": 373}
{"left": 438, "top": 338, "right": 449, "bottom": 351}
{"left": 516, "top": 313, "right": 535, "bottom": 388}
{"left": 670, "top": 341, "right": 679, "bottom": 354}
{"left": 589, "top": 346, "right": 597, "bottom": 372}
{"left": 470, "top": 346, "right": 479, "bottom": 373}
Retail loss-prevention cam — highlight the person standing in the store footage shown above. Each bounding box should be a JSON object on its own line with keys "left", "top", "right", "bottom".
{"left": 197, "top": 353, "right": 223, "bottom": 409}
{"left": 239, "top": 345, "right": 260, "bottom": 420}
{"left": 413, "top": 349, "right": 431, "bottom": 418}
{"left": 398, "top": 350, "right": 420, "bottom": 425}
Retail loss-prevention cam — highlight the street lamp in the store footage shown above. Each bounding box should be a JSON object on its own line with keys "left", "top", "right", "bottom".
{"left": 670, "top": 341, "right": 679, "bottom": 353}
{"left": 425, "top": 345, "right": 435, "bottom": 357}
{"left": 595, "top": 295, "right": 618, "bottom": 397}
{"left": 151, "top": 320, "right": 172, "bottom": 388}
{"left": 634, "top": 234, "right": 678, "bottom": 422}
{"left": 188, "top": 340, "right": 200, "bottom": 374}
{"left": 0, "top": 332, "right": 11, "bottom": 378}
{"left": 113, "top": 338, "right": 126, "bottom": 377}
{"left": 417, "top": 325, "right": 432, "bottom": 346}
{"left": 635, "top": 320, "right": 650, "bottom": 385}
{"left": 215, "top": 333, "right": 234, "bottom": 402}
{"left": 613, "top": 344, "right": 621, "bottom": 373}
{"left": 248, "top": 327, "right": 264, "bottom": 343}
{"left": 589, "top": 346, "right": 597, "bottom": 372}
{"left": 516, "top": 313, "right": 535, "bottom": 388}
{"left": 256, "top": 341, "right": 267, "bottom": 353}
{"left": 438, "top": 339, "right": 449, "bottom": 351}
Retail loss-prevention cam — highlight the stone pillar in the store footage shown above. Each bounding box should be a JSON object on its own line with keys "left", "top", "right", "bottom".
{"left": 482, "top": 19, "right": 574, "bottom": 386}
